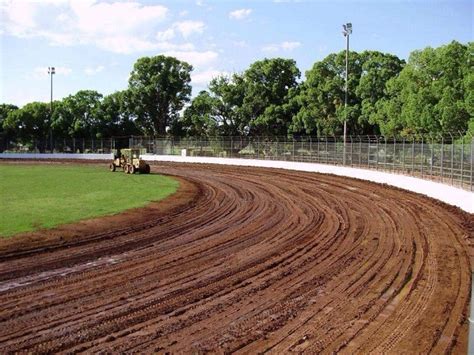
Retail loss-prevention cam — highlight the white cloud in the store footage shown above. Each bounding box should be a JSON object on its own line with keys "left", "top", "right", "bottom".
{"left": 156, "top": 42, "right": 195, "bottom": 51}
{"left": 95, "top": 35, "right": 158, "bottom": 54}
{"left": 69, "top": 1, "right": 168, "bottom": 36}
{"left": 156, "top": 28, "right": 175, "bottom": 41}
{"left": 84, "top": 65, "right": 104, "bottom": 76}
{"left": 262, "top": 41, "right": 301, "bottom": 52}
{"left": 33, "top": 66, "right": 72, "bottom": 78}
{"left": 232, "top": 40, "right": 247, "bottom": 48}
{"left": 173, "top": 20, "right": 205, "bottom": 38}
{"left": 281, "top": 41, "right": 301, "bottom": 50}
{"left": 192, "top": 69, "right": 229, "bottom": 86}
{"left": 229, "top": 8, "right": 252, "bottom": 20}
{"left": 163, "top": 50, "right": 218, "bottom": 67}
{"left": 1, "top": 0, "right": 171, "bottom": 54}
{"left": 179, "top": 10, "right": 189, "bottom": 17}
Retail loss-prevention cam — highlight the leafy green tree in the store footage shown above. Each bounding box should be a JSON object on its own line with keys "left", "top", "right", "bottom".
{"left": 0, "top": 104, "right": 19, "bottom": 146}
{"left": 357, "top": 51, "right": 405, "bottom": 132}
{"left": 373, "top": 41, "right": 471, "bottom": 136}
{"left": 242, "top": 58, "right": 301, "bottom": 136}
{"left": 0, "top": 104, "right": 18, "bottom": 132}
{"left": 207, "top": 74, "right": 247, "bottom": 136}
{"left": 3, "top": 102, "right": 50, "bottom": 149}
{"left": 177, "top": 74, "right": 247, "bottom": 136}
{"left": 98, "top": 90, "right": 141, "bottom": 137}
{"left": 180, "top": 91, "right": 219, "bottom": 137}
{"left": 290, "top": 51, "right": 358, "bottom": 136}
{"left": 52, "top": 90, "right": 103, "bottom": 138}
{"left": 128, "top": 55, "right": 192, "bottom": 136}
{"left": 291, "top": 50, "right": 403, "bottom": 136}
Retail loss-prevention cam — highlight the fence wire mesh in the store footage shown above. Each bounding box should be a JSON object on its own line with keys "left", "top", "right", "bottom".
{"left": 1, "top": 135, "right": 473, "bottom": 191}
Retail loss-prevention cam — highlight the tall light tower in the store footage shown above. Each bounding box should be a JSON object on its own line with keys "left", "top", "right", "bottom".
{"left": 48, "top": 66, "right": 55, "bottom": 151}
{"left": 342, "top": 22, "right": 352, "bottom": 165}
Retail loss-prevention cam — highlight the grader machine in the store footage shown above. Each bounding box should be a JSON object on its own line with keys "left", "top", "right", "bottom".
{"left": 109, "top": 148, "right": 151, "bottom": 174}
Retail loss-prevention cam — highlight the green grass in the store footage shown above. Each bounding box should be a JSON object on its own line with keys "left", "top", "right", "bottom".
{"left": 0, "top": 164, "right": 179, "bottom": 237}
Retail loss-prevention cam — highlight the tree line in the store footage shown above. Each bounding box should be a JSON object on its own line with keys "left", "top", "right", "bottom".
{"left": 1, "top": 40, "right": 472, "bottom": 150}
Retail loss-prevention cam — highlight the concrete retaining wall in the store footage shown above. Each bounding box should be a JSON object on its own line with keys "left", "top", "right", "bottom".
{"left": 1, "top": 152, "right": 471, "bottom": 213}
{"left": 143, "top": 155, "right": 474, "bottom": 214}
{"left": 0, "top": 153, "right": 112, "bottom": 160}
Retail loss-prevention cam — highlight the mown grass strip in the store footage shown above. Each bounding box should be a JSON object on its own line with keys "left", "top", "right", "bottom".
{"left": 0, "top": 164, "right": 179, "bottom": 237}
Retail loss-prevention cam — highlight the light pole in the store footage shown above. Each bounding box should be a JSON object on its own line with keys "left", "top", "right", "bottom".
{"left": 342, "top": 22, "right": 352, "bottom": 165}
{"left": 48, "top": 66, "right": 55, "bottom": 151}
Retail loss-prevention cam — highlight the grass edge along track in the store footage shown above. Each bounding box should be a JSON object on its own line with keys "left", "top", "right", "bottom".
{"left": 0, "top": 164, "right": 179, "bottom": 237}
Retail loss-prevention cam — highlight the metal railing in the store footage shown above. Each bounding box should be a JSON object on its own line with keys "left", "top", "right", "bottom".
{"left": 1, "top": 134, "right": 473, "bottom": 191}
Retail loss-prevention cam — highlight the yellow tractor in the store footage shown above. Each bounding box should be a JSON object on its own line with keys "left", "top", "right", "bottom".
{"left": 109, "top": 148, "right": 151, "bottom": 174}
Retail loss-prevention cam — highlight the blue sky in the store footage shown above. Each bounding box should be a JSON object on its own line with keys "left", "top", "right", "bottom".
{"left": 0, "top": 0, "right": 472, "bottom": 107}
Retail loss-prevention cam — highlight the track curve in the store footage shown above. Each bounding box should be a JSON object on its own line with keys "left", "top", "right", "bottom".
{"left": 0, "top": 162, "right": 472, "bottom": 353}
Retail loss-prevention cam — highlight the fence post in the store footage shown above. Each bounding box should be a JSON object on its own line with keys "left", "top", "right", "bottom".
{"left": 317, "top": 137, "right": 320, "bottom": 162}
{"left": 470, "top": 136, "right": 473, "bottom": 191}
{"left": 358, "top": 136, "right": 362, "bottom": 167}
{"left": 460, "top": 132, "right": 464, "bottom": 188}
{"left": 257, "top": 136, "right": 260, "bottom": 159}
{"left": 326, "top": 137, "right": 329, "bottom": 164}
{"left": 430, "top": 135, "right": 434, "bottom": 177}
{"left": 350, "top": 136, "right": 353, "bottom": 166}
{"left": 367, "top": 135, "right": 371, "bottom": 169}
{"left": 376, "top": 137, "right": 379, "bottom": 170}
{"left": 421, "top": 137, "right": 424, "bottom": 178}
{"left": 293, "top": 137, "right": 296, "bottom": 161}
{"left": 441, "top": 137, "right": 444, "bottom": 181}
{"left": 392, "top": 136, "right": 396, "bottom": 172}
{"left": 384, "top": 136, "right": 387, "bottom": 170}
{"left": 402, "top": 137, "right": 405, "bottom": 171}
{"left": 450, "top": 133, "right": 454, "bottom": 185}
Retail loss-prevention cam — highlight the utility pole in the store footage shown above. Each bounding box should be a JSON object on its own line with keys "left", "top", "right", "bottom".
{"left": 48, "top": 66, "right": 55, "bottom": 152}
{"left": 342, "top": 23, "right": 352, "bottom": 165}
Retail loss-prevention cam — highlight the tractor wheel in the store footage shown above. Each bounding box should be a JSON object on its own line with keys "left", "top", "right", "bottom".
{"left": 109, "top": 163, "right": 116, "bottom": 172}
{"left": 145, "top": 164, "right": 151, "bottom": 174}
{"left": 124, "top": 164, "right": 129, "bottom": 174}
{"left": 129, "top": 165, "right": 136, "bottom": 174}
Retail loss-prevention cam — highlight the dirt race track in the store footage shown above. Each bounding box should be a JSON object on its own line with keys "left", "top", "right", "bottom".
{"left": 0, "top": 161, "right": 473, "bottom": 354}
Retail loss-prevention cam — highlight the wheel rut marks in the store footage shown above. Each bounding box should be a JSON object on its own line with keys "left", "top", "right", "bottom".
{"left": 0, "top": 161, "right": 472, "bottom": 353}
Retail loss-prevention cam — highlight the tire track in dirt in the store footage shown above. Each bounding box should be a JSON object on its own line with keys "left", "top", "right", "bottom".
{"left": 0, "top": 162, "right": 472, "bottom": 353}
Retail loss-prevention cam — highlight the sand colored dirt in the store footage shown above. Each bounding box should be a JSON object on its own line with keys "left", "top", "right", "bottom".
{"left": 0, "top": 161, "right": 472, "bottom": 353}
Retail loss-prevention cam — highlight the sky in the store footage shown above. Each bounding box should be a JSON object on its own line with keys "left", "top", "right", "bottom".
{"left": 0, "top": 0, "right": 472, "bottom": 107}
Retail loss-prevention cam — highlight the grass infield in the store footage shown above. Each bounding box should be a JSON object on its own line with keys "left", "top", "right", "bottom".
{"left": 0, "top": 164, "right": 179, "bottom": 237}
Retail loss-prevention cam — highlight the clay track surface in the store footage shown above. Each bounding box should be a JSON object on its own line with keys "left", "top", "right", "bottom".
{"left": 0, "top": 161, "right": 472, "bottom": 354}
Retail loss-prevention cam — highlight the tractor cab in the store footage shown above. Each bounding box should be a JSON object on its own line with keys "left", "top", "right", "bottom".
{"left": 109, "top": 148, "right": 150, "bottom": 174}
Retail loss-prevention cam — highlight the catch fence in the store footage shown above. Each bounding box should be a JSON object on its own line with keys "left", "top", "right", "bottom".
{"left": 1, "top": 135, "right": 473, "bottom": 191}
{"left": 131, "top": 135, "right": 474, "bottom": 191}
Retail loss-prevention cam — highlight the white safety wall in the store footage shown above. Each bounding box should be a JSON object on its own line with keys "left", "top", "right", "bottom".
{"left": 143, "top": 155, "right": 474, "bottom": 213}
{"left": 0, "top": 153, "right": 112, "bottom": 160}
{"left": 1, "top": 152, "right": 471, "bottom": 213}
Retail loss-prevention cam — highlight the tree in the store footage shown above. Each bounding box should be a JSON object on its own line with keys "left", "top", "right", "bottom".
{"left": 0, "top": 104, "right": 19, "bottom": 150}
{"left": 373, "top": 41, "right": 471, "bottom": 136}
{"left": 242, "top": 58, "right": 301, "bottom": 136}
{"left": 128, "top": 55, "right": 192, "bottom": 136}
{"left": 180, "top": 91, "right": 219, "bottom": 137}
{"left": 290, "top": 50, "right": 403, "bottom": 136}
{"left": 52, "top": 90, "right": 103, "bottom": 138}
{"left": 357, "top": 51, "right": 405, "bottom": 132}
{"left": 98, "top": 90, "right": 141, "bottom": 137}
{"left": 3, "top": 102, "right": 50, "bottom": 150}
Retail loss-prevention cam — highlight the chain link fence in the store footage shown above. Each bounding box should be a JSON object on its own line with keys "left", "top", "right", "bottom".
{"left": 1, "top": 134, "right": 473, "bottom": 191}
{"left": 131, "top": 135, "right": 474, "bottom": 191}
